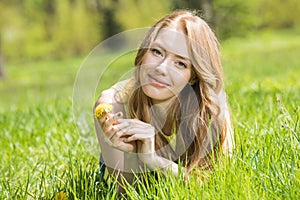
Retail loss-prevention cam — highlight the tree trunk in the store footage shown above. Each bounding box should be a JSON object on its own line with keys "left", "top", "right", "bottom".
{"left": 43, "top": 0, "right": 56, "bottom": 40}
{"left": 171, "top": 0, "right": 214, "bottom": 27}
{"left": 0, "top": 33, "right": 4, "bottom": 78}
{"left": 0, "top": 56, "right": 3, "bottom": 78}
{"left": 95, "top": 0, "right": 123, "bottom": 50}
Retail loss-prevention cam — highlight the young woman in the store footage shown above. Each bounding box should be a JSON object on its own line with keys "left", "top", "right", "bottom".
{"left": 94, "top": 10, "right": 233, "bottom": 185}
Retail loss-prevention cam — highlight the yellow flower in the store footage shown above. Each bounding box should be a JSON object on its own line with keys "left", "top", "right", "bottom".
{"left": 94, "top": 103, "right": 113, "bottom": 118}
{"left": 55, "top": 191, "right": 67, "bottom": 200}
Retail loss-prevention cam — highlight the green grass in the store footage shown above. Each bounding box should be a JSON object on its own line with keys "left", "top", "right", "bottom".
{"left": 0, "top": 29, "right": 299, "bottom": 199}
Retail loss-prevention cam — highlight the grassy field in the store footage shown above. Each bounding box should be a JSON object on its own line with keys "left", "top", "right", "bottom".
{"left": 0, "top": 29, "right": 299, "bottom": 199}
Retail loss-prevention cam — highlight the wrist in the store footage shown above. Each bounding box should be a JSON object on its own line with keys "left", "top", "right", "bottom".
{"left": 124, "top": 152, "right": 140, "bottom": 172}
{"left": 138, "top": 152, "right": 157, "bottom": 167}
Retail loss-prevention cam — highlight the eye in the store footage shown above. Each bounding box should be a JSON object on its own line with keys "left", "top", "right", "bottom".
{"left": 175, "top": 61, "right": 187, "bottom": 68}
{"left": 151, "top": 48, "right": 163, "bottom": 57}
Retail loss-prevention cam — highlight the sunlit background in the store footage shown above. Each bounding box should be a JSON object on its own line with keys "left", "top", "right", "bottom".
{"left": 1, "top": 1, "right": 300, "bottom": 199}
{"left": 0, "top": 0, "right": 299, "bottom": 61}
{"left": 1, "top": 0, "right": 299, "bottom": 109}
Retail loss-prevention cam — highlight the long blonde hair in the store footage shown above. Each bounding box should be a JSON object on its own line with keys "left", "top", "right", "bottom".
{"left": 128, "top": 10, "right": 229, "bottom": 173}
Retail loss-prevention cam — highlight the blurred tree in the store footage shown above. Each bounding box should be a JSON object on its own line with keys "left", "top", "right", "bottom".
{"left": 0, "top": 0, "right": 299, "bottom": 61}
{"left": 171, "top": 0, "right": 213, "bottom": 25}
{"left": 213, "top": 0, "right": 259, "bottom": 39}
{"left": 0, "top": 33, "right": 4, "bottom": 78}
{"left": 259, "top": 0, "right": 300, "bottom": 29}
{"left": 0, "top": 1, "right": 15, "bottom": 77}
{"left": 171, "top": 0, "right": 259, "bottom": 39}
{"left": 95, "top": 0, "right": 124, "bottom": 49}
{"left": 43, "top": 0, "right": 56, "bottom": 40}
{"left": 115, "top": 0, "right": 170, "bottom": 29}
{"left": 50, "top": 0, "right": 99, "bottom": 57}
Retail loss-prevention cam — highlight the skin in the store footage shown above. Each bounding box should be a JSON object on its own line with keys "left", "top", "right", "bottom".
{"left": 96, "top": 27, "right": 193, "bottom": 179}
{"left": 139, "top": 28, "right": 192, "bottom": 106}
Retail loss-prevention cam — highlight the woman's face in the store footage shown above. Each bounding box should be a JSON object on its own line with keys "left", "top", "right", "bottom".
{"left": 139, "top": 28, "right": 192, "bottom": 105}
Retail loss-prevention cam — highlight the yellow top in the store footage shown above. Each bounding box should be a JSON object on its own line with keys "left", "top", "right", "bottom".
{"left": 160, "top": 122, "right": 177, "bottom": 150}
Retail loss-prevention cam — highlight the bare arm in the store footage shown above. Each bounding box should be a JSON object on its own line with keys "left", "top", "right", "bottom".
{"left": 94, "top": 81, "right": 139, "bottom": 189}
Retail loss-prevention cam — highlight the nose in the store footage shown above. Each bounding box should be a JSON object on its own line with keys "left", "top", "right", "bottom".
{"left": 155, "top": 56, "right": 171, "bottom": 75}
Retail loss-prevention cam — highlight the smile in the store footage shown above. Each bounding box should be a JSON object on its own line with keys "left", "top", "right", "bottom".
{"left": 148, "top": 75, "right": 170, "bottom": 88}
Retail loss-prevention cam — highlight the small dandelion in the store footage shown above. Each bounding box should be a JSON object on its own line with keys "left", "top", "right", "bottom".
{"left": 94, "top": 103, "right": 113, "bottom": 119}
{"left": 55, "top": 191, "right": 67, "bottom": 200}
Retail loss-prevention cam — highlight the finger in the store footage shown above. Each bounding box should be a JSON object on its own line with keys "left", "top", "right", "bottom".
{"left": 98, "top": 115, "right": 123, "bottom": 140}
{"left": 106, "top": 112, "right": 123, "bottom": 127}
{"left": 112, "top": 125, "right": 144, "bottom": 138}
{"left": 118, "top": 118, "right": 149, "bottom": 128}
{"left": 118, "top": 127, "right": 140, "bottom": 136}
{"left": 117, "top": 118, "right": 134, "bottom": 124}
{"left": 112, "top": 121, "right": 131, "bottom": 133}
{"left": 98, "top": 111, "right": 123, "bottom": 125}
{"left": 105, "top": 126, "right": 116, "bottom": 139}
{"left": 97, "top": 113, "right": 113, "bottom": 129}
{"left": 110, "top": 128, "right": 127, "bottom": 145}
{"left": 97, "top": 114, "right": 107, "bottom": 125}
{"left": 107, "top": 125, "right": 127, "bottom": 140}
{"left": 124, "top": 135, "right": 138, "bottom": 143}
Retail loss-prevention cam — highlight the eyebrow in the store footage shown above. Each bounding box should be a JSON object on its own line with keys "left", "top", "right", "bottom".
{"left": 151, "top": 42, "right": 191, "bottom": 62}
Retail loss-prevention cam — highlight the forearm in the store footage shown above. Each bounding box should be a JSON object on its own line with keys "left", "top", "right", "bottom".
{"left": 141, "top": 153, "right": 185, "bottom": 177}
{"left": 124, "top": 151, "right": 140, "bottom": 173}
{"left": 136, "top": 138, "right": 185, "bottom": 177}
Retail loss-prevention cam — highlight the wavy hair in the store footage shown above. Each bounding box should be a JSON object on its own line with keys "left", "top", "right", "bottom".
{"left": 128, "top": 10, "right": 230, "bottom": 173}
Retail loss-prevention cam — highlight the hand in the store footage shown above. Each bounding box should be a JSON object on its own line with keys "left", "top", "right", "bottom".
{"left": 98, "top": 112, "right": 136, "bottom": 153}
{"left": 112, "top": 119, "right": 180, "bottom": 173}
{"left": 113, "top": 119, "right": 156, "bottom": 164}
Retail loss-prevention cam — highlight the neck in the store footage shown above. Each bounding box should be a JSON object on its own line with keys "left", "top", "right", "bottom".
{"left": 151, "top": 95, "right": 176, "bottom": 111}
{"left": 151, "top": 102, "right": 174, "bottom": 136}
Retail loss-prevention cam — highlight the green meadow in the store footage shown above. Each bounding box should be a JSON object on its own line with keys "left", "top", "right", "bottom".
{"left": 1, "top": 30, "right": 299, "bottom": 199}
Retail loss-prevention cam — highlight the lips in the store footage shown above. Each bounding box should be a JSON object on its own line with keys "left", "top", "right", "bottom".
{"left": 148, "top": 75, "right": 170, "bottom": 88}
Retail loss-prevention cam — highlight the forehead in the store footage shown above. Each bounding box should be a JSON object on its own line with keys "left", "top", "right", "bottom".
{"left": 153, "top": 28, "right": 189, "bottom": 59}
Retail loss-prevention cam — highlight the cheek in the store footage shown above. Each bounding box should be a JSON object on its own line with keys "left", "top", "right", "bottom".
{"left": 141, "top": 53, "right": 151, "bottom": 64}
{"left": 139, "top": 65, "right": 151, "bottom": 84}
{"left": 170, "top": 70, "right": 191, "bottom": 84}
{"left": 183, "top": 69, "right": 192, "bottom": 83}
{"left": 142, "top": 53, "right": 161, "bottom": 67}
{"left": 139, "top": 58, "right": 156, "bottom": 79}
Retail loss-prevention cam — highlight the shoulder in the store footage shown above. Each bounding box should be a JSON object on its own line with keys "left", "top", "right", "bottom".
{"left": 216, "top": 90, "right": 234, "bottom": 155}
{"left": 209, "top": 88, "right": 229, "bottom": 118}
{"left": 209, "top": 89, "right": 234, "bottom": 154}
{"left": 94, "top": 79, "right": 133, "bottom": 113}
{"left": 111, "top": 78, "right": 133, "bottom": 92}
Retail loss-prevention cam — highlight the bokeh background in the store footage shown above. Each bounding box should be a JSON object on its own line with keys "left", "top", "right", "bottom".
{"left": 1, "top": 0, "right": 299, "bottom": 109}
{"left": 0, "top": 0, "right": 299, "bottom": 61}
{"left": 1, "top": 1, "right": 300, "bottom": 199}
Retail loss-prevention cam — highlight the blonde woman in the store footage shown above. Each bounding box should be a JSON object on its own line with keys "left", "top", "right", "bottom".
{"left": 94, "top": 10, "right": 233, "bottom": 187}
